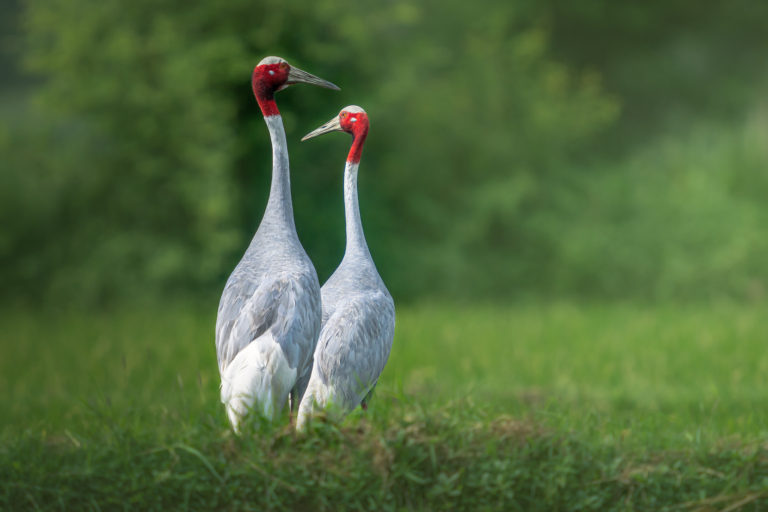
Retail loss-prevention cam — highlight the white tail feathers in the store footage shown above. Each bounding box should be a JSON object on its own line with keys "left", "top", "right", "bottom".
{"left": 296, "top": 377, "right": 369, "bottom": 431}
{"left": 220, "top": 331, "right": 297, "bottom": 433}
{"left": 296, "top": 379, "right": 334, "bottom": 431}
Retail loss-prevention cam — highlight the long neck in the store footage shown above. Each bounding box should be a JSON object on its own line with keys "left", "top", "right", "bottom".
{"left": 343, "top": 160, "right": 371, "bottom": 260}
{"left": 262, "top": 115, "right": 295, "bottom": 230}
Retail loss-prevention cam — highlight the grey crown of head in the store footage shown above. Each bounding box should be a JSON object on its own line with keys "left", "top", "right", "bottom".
{"left": 341, "top": 105, "right": 366, "bottom": 114}
{"left": 258, "top": 56, "right": 288, "bottom": 66}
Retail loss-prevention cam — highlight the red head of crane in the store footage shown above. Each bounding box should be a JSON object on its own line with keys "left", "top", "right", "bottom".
{"left": 252, "top": 56, "right": 340, "bottom": 117}
{"left": 301, "top": 105, "right": 369, "bottom": 162}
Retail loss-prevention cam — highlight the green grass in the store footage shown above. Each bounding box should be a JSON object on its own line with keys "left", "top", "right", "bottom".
{"left": 1, "top": 302, "right": 767, "bottom": 510}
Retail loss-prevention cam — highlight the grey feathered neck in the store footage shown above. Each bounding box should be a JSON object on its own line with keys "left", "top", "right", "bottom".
{"left": 261, "top": 115, "right": 296, "bottom": 231}
{"left": 341, "top": 161, "right": 372, "bottom": 262}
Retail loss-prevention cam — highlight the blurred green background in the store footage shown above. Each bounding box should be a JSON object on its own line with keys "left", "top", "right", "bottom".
{"left": 2, "top": 0, "right": 768, "bottom": 306}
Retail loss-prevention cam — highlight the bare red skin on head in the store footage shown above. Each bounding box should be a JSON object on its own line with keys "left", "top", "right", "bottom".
{"left": 339, "top": 111, "right": 369, "bottom": 164}
{"left": 251, "top": 62, "right": 290, "bottom": 117}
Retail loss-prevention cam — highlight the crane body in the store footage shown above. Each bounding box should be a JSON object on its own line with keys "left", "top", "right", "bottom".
{"left": 215, "top": 57, "right": 338, "bottom": 432}
{"left": 297, "top": 106, "right": 395, "bottom": 429}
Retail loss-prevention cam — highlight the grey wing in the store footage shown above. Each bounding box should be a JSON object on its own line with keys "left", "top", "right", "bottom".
{"left": 215, "top": 273, "right": 320, "bottom": 375}
{"left": 268, "top": 272, "right": 322, "bottom": 379}
{"left": 314, "top": 293, "right": 395, "bottom": 405}
{"left": 215, "top": 278, "right": 278, "bottom": 374}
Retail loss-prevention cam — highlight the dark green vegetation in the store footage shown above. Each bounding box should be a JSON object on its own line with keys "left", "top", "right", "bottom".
{"left": 2, "top": 1, "right": 768, "bottom": 304}
{"left": 2, "top": 305, "right": 767, "bottom": 510}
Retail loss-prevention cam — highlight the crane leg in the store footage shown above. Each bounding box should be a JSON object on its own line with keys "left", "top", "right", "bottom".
{"left": 288, "top": 388, "right": 298, "bottom": 425}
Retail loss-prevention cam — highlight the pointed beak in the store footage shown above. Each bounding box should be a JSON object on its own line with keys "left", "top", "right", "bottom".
{"left": 287, "top": 66, "right": 340, "bottom": 90}
{"left": 301, "top": 116, "right": 343, "bottom": 141}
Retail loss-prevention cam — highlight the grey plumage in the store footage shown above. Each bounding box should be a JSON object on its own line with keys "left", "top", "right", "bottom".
{"left": 297, "top": 133, "right": 395, "bottom": 429}
{"left": 216, "top": 115, "right": 321, "bottom": 432}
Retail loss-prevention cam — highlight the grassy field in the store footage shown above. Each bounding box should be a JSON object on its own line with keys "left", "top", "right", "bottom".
{"left": 1, "top": 302, "right": 767, "bottom": 510}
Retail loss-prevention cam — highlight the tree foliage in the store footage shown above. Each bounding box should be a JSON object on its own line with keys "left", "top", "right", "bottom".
{"left": 2, "top": 0, "right": 768, "bottom": 303}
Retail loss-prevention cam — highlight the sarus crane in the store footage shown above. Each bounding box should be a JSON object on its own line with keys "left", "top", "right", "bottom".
{"left": 215, "top": 56, "right": 339, "bottom": 433}
{"left": 297, "top": 106, "right": 395, "bottom": 430}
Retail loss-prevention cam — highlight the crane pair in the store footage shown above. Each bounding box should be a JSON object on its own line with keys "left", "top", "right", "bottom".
{"left": 215, "top": 56, "right": 395, "bottom": 432}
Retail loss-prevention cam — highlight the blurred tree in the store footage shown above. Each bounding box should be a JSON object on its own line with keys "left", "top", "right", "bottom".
{"left": 2, "top": 0, "right": 767, "bottom": 304}
{"left": 544, "top": 0, "right": 768, "bottom": 151}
